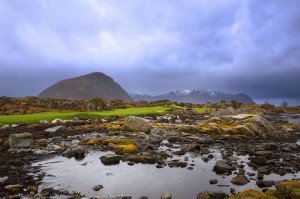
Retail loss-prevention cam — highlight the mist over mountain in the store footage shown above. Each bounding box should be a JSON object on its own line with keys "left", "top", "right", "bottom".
{"left": 39, "top": 72, "right": 132, "bottom": 101}
{"left": 131, "top": 89, "right": 255, "bottom": 104}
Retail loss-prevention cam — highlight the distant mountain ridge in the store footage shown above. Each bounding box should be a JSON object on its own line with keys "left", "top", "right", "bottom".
{"left": 38, "top": 72, "right": 132, "bottom": 101}
{"left": 131, "top": 89, "right": 255, "bottom": 104}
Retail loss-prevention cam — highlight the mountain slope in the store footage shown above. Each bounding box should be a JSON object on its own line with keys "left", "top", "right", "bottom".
{"left": 39, "top": 72, "right": 132, "bottom": 101}
{"left": 131, "top": 89, "right": 255, "bottom": 104}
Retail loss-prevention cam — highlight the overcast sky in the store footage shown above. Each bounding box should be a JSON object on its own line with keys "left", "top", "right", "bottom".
{"left": 0, "top": 0, "right": 299, "bottom": 104}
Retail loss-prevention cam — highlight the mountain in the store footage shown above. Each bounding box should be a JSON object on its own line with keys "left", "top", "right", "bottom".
{"left": 131, "top": 89, "right": 255, "bottom": 104}
{"left": 38, "top": 72, "right": 132, "bottom": 101}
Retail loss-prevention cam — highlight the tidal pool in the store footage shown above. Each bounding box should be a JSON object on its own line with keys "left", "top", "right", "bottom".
{"left": 32, "top": 149, "right": 299, "bottom": 199}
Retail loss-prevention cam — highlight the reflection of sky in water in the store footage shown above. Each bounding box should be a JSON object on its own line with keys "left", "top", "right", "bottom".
{"left": 33, "top": 148, "right": 299, "bottom": 199}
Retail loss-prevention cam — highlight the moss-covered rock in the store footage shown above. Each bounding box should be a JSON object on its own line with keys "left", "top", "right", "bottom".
{"left": 229, "top": 189, "right": 277, "bottom": 199}
{"left": 113, "top": 144, "right": 137, "bottom": 154}
{"left": 79, "top": 138, "right": 102, "bottom": 145}
{"left": 277, "top": 181, "right": 300, "bottom": 199}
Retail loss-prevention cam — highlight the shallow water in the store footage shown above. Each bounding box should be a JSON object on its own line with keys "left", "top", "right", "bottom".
{"left": 33, "top": 149, "right": 299, "bottom": 199}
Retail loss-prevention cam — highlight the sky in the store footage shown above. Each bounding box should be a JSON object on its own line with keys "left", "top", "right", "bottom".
{"left": 0, "top": 0, "right": 299, "bottom": 105}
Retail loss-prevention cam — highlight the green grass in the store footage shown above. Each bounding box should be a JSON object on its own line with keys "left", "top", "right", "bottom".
{"left": 193, "top": 107, "right": 209, "bottom": 113}
{"left": 0, "top": 105, "right": 178, "bottom": 125}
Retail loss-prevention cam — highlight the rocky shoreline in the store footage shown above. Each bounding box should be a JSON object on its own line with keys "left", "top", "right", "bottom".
{"left": 0, "top": 106, "right": 299, "bottom": 199}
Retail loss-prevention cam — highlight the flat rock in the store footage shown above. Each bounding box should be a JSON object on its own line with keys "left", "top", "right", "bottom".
{"left": 230, "top": 175, "right": 249, "bottom": 185}
{"left": 196, "top": 191, "right": 227, "bottom": 199}
{"left": 100, "top": 154, "right": 121, "bottom": 165}
{"left": 213, "top": 160, "right": 233, "bottom": 174}
{"left": 45, "top": 126, "right": 65, "bottom": 133}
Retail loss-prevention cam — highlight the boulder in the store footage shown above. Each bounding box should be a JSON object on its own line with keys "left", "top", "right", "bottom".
{"left": 74, "top": 147, "right": 85, "bottom": 158}
{"left": 256, "top": 180, "right": 273, "bottom": 188}
{"left": 123, "top": 116, "right": 151, "bottom": 133}
{"left": 249, "top": 156, "right": 267, "bottom": 165}
{"left": 100, "top": 154, "right": 121, "bottom": 165}
{"left": 8, "top": 133, "right": 33, "bottom": 148}
{"left": 63, "top": 147, "right": 85, "bottom": 158}
{"left": 93, "top": 184, "right": 104, "bottom": 191}
{"left": 209, "top": 179, "right": 218, "bottom": 184}
{"left": 51, "top": 118, "right": 63, "bottom": 124}
{"left": 230, "top": 175, "right": 249, "bottom": 185}
{"left": 213, "top": 160, "right": 233, "bottom": 174}
{"left": 196, "top": 192, "right": 227, "bottom": 199}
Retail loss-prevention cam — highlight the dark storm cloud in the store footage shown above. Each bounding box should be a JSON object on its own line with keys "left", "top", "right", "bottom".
{"left": 0, "top": 0, "right": 299, "bottom": 104}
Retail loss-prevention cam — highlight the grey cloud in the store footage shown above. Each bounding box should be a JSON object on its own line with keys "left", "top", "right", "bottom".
{"left": 0, "top": 0, "right": 299, "bottom": 104}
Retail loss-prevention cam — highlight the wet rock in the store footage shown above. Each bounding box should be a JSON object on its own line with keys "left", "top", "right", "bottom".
{"left": 230, "top": 175, "right": 249, "bottom": 185}
{"left": 196, "top": 191, "right": 227, "bottom": 199}
{"left": 74, "top": 147, "right": 85, "bottom": 158}
{"left": 139, "top": 197, "right": 148, "bottom": 199}
{"left": 172, "top": 150, "right": 185, "bottom": 155}
{"left": 4, "top": 184, "right": 23, "bottom": 192}
{"left": 230, "top": 188, "right": 235, "bottom": 194}
{"left": 182, "top": 144, "right": 201, "bottom": 152}
{"left": 256, "top": 166, "right": 270, "bottom": 174}
{"left": 257, "top": 173, "right": 264, "bottom": 180}
{"left": 126, "top": 154, "right": 157, "bottom": 164}
{"left": 9, "top": 133, "right": 33, "bottom": 148}
{"left": 256, "top": 180, "right": 273, "bottom": 188}
{"left": 92, "top": 184, "right": 104, "bottom": 191}
{"left": 100, "top": 154, "right": 121, "bottom": 165}
{"left": 44, "top": 126, "right": 65, "bottom": 133}
{"left": 63, "top": 147, "right": 85, "bottom": 158}
{"left": 63, "top": 149, "right": 75, "bottom": 157}
{"left": 246, "top": 172, "right": 256, "bottom": 177}
{"left": 213, "top": 160, "right": 233, "bottom": 174}
{"left": 123, "top": 116, "right": 151, "bottom": 133}
{"left": 168, "top": 160, "right": 187, "bottom": 168}
{"left": 248, "top": 156, "right": 267, "bottom": 165}
{"left": 127, "top": 161, "right": 134, "bottom": 166}
{"left": 209, "top": 179, "right": 218, "bottom": 184}
{"left": 161, "top": 192, "right": 172, "bottom": 199}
